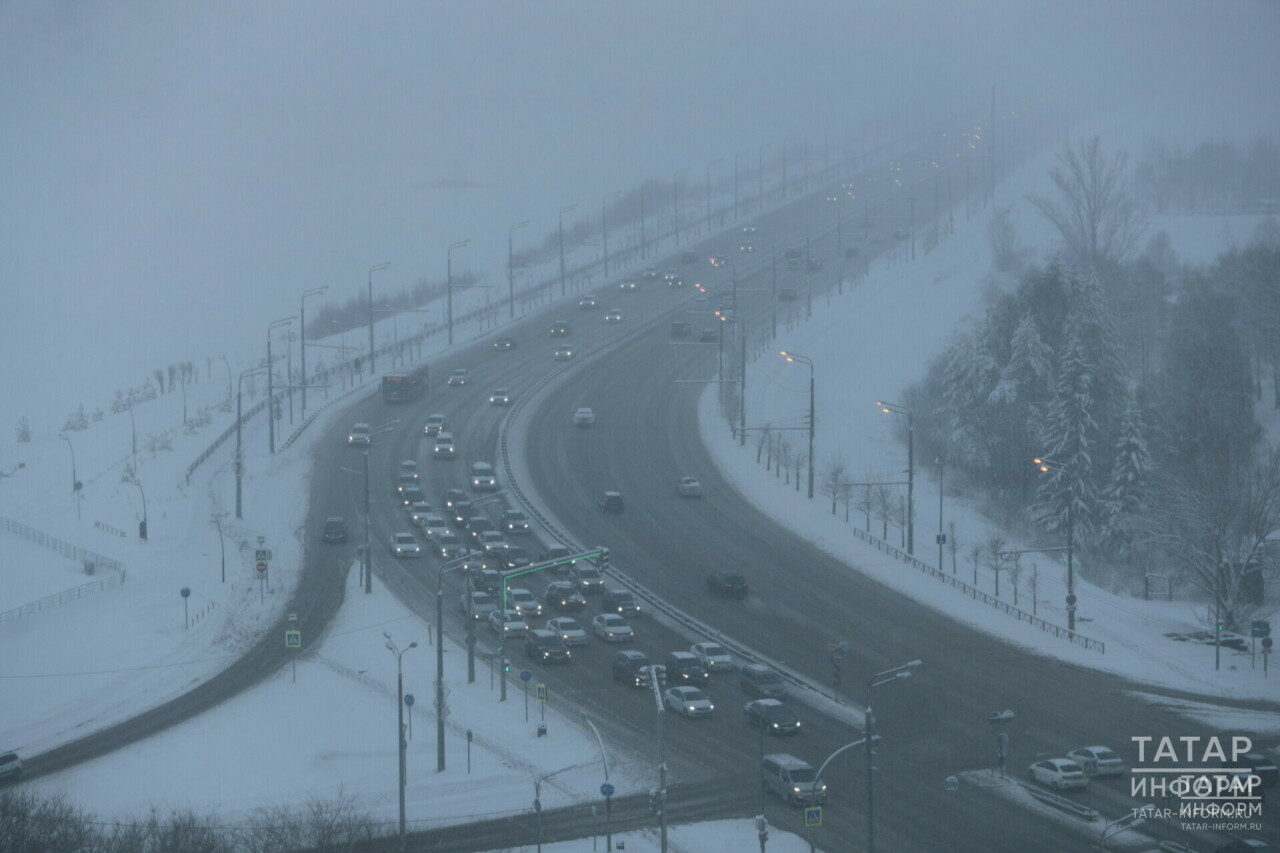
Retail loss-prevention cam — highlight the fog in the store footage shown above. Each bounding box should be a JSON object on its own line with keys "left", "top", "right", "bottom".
{"left": 2, "top": 0, "right": 1276, "bottom": 433}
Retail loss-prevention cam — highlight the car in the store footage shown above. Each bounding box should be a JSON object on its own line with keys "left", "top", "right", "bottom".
{"left": 709, "top": 256, "right": 727, "bottom": 268}
{"left": 807, "top": 258, "right": 823, "bottom": 272}
{"left": 663, "top": 268, "right": 679, "bottom": 283}
{"left": 545, "top": 581, "right": 587, "bottom": 612}
{"left": 0, "top": 751, "right": 21, "bottom": 781}
{"left": 501, "top": 546, "right": 533, "bottom": 570}
{"left": 603, "top": 588, "right": 641, "bottom": 617}
{"left": 739, "top": 663, "right": 787, "bottom": 698}
{"left": 604, "top": 308, "right": 623, "bottom": 323}
{"left": 742, "top": 224, "right": 758, "bottom": 235}
{"left": 469, "top": 522, "right": 495, "bottom": 547}
{"left": 665, "top": 274, "right": 684, "bottom": 287}
{"left": 322, "top": 517, "right": 348, "bottom": 543}
{"left": 570, "top": 563, "right": 605, "bottom": 593}
{"left": 744, "top": 699, "right": 801, "bottom": 735}
{"left": 489, "top": 388, "right": 512, "bottom": 406}
{"left": 471, "top": 569, "right": 502, "bottom": 595}
{"left": 707, "top": 571, "right": 748, "bottom": 599}
{"left": 1226, "top": 752, "right": 1280, "bottom": 787}
{"left": 546, "top": 617, "right": 588, "bottom": 646}
{"left": 550, "top": 320, "right": 572, "bottom": 337}
{"left": 612, "top": 650, "right": 651, "bottom": 686}
{"left": 423, "top": 413, "right": 447, "bottom": 436}
{"left": 554, "top": 345, "right": 575, "bottom": 361}
{"left": 677, "top": 477, "right": 703, "bottom": 498}
{"left": 1027, "top": 758, "right": 1089, "bottom": 790}
{"left": 420, "top": 515, "right": 449, "bottom": 540}
{"left": 470, "top": 462, "right": 498, "bottom": 491}
{"left": 525, "top": 629, "right": 571, "bottom": 663}
{"left": 441, "top": 488, "right": 469, "bottom": 511}
{"left": 461, "top": 590, "right": 499, "bottom": 621}
{"left": 691, "top": 641, "right": 735, "bottom": 672}
{"left": 508, "top": 588, "right": 543, "bottom": 618}
{"left": 825, "top": 193, "right": 839, "bottom": 203}
{"left": 699, "top": 328, "right": 719, "bottom": 343}
{"left": 408, "top": 502, "right": 435, "bottom": 526}
{"left": 777, "top": 288, "right": 797, "bottom": 302}
{"left": 574, "top": 407, "right": 596, "bottom": 427}
{"left": 493, "top": 336, "right": 517, "bottom": 350}
{"left": 642, "top": 268, "right": 660, "bottom": 280}
{"left": 540, "top": 544, "right": 575, "bottom": 570}
{"left": 488, "top": 608, "right": 529, "bottom": 636}
{"left": 599, "top": 491, "right": 624, "bottom": 513}
{"left": 447, "top": 368, "right": 470, "bottom": 386}
{"left": 437, "top": 530, "right": 467, "bottom": 559}
{"left": 480, "top": 530, "right": 509, "bottom": 555}
{"left": 739, "top": 242, "right": 755, "bottom": 253}
{"left": 670, "top": 320, "right": 692, "bottom": 338}
{"left": 666, "top": 651, "right": 710, "bottom": 685}
{"left": 1066, "top": 746, "right": 1127, "bottom": 778}
{"left": 618, "top": 279, "right": 638, "bottom": 292}
{"left": 389, "top": 532, "right": 420, "bottom": 558}
{"left": 398, "top": 460, "right": 419, "bottom": 480}
{"left": 501, "top": 510, "right": 530, "bottom": 534}
{"left": 664, "top": 686, "right": 714, "bottom": 718}
{"left": 347, "top": 423, "right": 372, "bottom": 445}
{"left": 432, "top": 433, "right": 456, "bottom": 458}
{"left": 399, "top": 485, "right": 426, "bottom": 508}
{"left": 579, "top": 295, "right": 598, "bottom": 310}
{"left": 762, "top": 753, "right": 826, "bottom": 806}
{"left": 592, "top": 613, "right": 635, "bottom": 642}
{"left": 394, "top": 474, "right": 418, "bottom": 495}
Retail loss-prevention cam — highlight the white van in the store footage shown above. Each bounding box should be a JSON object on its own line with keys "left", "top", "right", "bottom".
{"left": 762, "top": 753, "right": 827, "bottom": 806}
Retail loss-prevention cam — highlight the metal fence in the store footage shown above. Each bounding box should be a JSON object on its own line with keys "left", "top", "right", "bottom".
{"left": 0, "top": 516, "right": 128, "bottom": 624}
{"left": 0, "top": 575, "right": 125, "bottom": 625}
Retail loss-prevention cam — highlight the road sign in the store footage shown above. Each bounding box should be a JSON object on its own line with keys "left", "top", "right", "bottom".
{"left": 1263, "top": 637, "right": 1274, "bottom": 650}
{"left": 256, "top": 561, "right": 268, "bottom": 574}
{"left": 284, "top": 629, "right": 301, "bottom": 648}
{"left": 255, "top": 548, "right": 272, "bottom": 562}
{"left": 520, "top": 669, "right": 533, "bottom": 683}
{"left": 1253, "top": 620, "right": 1271, "bottom": 638}
{"left": 1080, "top": 757, "right": 1098, "bottom": 777}
{"left": 936, "top": 533, "right": 947, "bottom": 545}
{"left": 601, "top": 782, "right": 615, "bottom": 797}
{"left": 536, "top": 683, "right": 548, "bottom": 702}
{"left": 804, "top": 806, "right": 822, "bottom": 827}
{"left": 180, "top": 587, "right": 190, "bottom": 598}
{"left": 404, "top": 694, "right": 414, "bottom": 707}
{"left": 1066, "top": 593, "right": 1077, "bottom": 606}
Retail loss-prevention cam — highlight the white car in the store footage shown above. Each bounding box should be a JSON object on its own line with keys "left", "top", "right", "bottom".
{"left": 1066, "top": 746, "right": 1126, "bottom": 777}
{"left": 423, "top": 413, "right": 447, "bottom": 436}
{"left": 447, "top": 368, "right": 470, "bottom": 386}
{"left": 347, "top": 423, "right": 372, "bottom": 446}
{"left": 592, "top": 613, "right": 635, "bottom": 643}
{"left": 420, "top": 515, "right": 449, "bottom": 541}
{"left": 691, "top": 642, "right": 735, "bottom": 672}
{"left": 398, "top": 460, "right": 419, "bottom": 480}
{"left": 664, "top": 686, "right": 715, "bottom": 718}
{"left": 489, "top": 388, "right": 512, "bottom": 406}
{"left": 460, "top": 590, "right": 498, "bottom": 621}
{"left": 546, "top": 617, "right": 588, "bottom": 646}
{"left": 554, "top": 345, "right": 574, "bottom": 361}
{"left": 389, "top": 532, "right": 420, "bottom": 558}
{"left": 432, "top": 432, "right": 456, "bottom": 458}
{"left": 742, "top": 224, "right": 758, "bottom": 235}
{"left": 677, "top": 477, "right": 703, "bottom": 498}
{"left": 579, "top": 295, "right": 598, "bottom": 310}
{"left": 1027, "top": 758, "right": 1089, "bottom": 790}
{"left": 618, "top": 279, "right": 638, "bottom": 292}
{"left": 574, "top": 407, "right": 596, "bottom": 427}
{"left": 470, "top": 462, "right": 498, "bottom": 491}
{"left": 488, "top": 608, "right": 529, "bottom": 636}
{"left": 408, "top": 502, "right": 434, "bottom": 526}
{"left": 508, "top": 588, "right": 543, "bottom": 618}
{"left": 480, "top": 530, "right": 509, "bottom": 555}
{"left": 604, "top": 308, "right": 623, "bottom": 323}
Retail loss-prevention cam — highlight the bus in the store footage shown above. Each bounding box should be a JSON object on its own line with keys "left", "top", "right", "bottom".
{"left": 381, "top": 364, "right": 429, "bottom": 403}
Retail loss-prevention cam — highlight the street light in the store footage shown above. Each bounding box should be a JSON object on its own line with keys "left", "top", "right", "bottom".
{"left": 715, "top": 310, "right": 747, "bottom": 447}
{"left": 509, "top": 221, "right": 530, "bottom": 320}
{"left": 447, "top": 240, "right": 469, "bottom": 346}
{"left": 672, "top": 168, "right": 688, "bottom": 245}
{"left": 780, "top": 351, "right": 815, "bottom": 499}
{"left": 234, "top": 366, "right": 267, "bottom": 519}
{"left": 367, "top": 262, "right": 390, "bottom": 373}
{"left": 876, "top": 402, "right": 915, "bottom": 555}
{"left": 219, "top": 355, "right": 233, "bottom": 404}
{"left": 266, "top": 317, "right": 293, "bottom": 455}
{"left": 704, "top": 158, "right": 721, "bottom": 234}
{"left": 534, "top": 762, "right": 592, "bottom": 853}
{"left": 865, "top": 659, "right": 922, "bottom": 853}
{"left": 384, "top": 633, "right": 418, "bottom": 848}
{"left": 559, "top": 204, "right": 578, "bottom": 297}
{"left": 58, "top": 434, "right": 81, "bottom": 520}
{"left": 1033, "top": 456, "right": 1077, "bottom": 632}
{"left": 300, "top": 285, "right": 328, "bottom": 415}
{"left": 435, "top": 554, "right": 472, "bottom": 773}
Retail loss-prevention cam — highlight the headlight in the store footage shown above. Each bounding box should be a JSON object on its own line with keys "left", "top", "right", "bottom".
{"left": 793, "top": 787, "right": 801, "bottom": 793}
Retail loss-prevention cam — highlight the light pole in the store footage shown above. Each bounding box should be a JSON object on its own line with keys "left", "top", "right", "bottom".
{"left": 715, "top": 310, "right": 747, "bottom": 447}
{"left": 509, "top": 220, "right": 530, "bottom": 320}
{"left": 1033, "top": 457, "right": 1077, "bottom": 632}
{"left": 300, "top": 285, "right": 328, "bottom": 414}
{"left": 132, "top": 473, "right": 148, "bottom": 541}
{"left": 266, "top": 317, "right": 293, "bottom": 455}
{"left": 384, "top": 633, "right": 417, "bottom": 849}
{"left": 435, "top": 555, "right": 470, "bottom": 772}
{"left": 704, "top": 158, "right": 721, "bottom": 234}
{"left": 558, "top": 204, "right": 577, "bottom": 297}
{"left": 534, "top": 763, "right": 591, "bottom": 853}
{"left": 219, "top": 355, "right": 232, "bottom": 405}
{"left": 579, "top": 715, "right": 614, "bottom": 850}
{"left": 865, "top": 660, "right": 922, "bottom": 853}
{"left": 447, "top": 239, "right": 469, "bottom": 346}
{"left": 234, "top": 366, "right": 267, "bottom": 519}
{"left": 937, "top": 457, "right": 946, "bottom": 573}
{"left": 672, "top": 169, "right": 688, "bottom": 245}
{"left": 602, "top": 192, "right": 619, "bottom": 277}
{"left": 877, "top": 402, "right": 915, "bottom": 555}
{"left": 780, "top": 352, "right": 815, "bottom": 499}
{"left": 58, "top": 434, "right": 80, "bottom": 519}
{"left": 367, "top": 262, "right": 390, "bottom": 373}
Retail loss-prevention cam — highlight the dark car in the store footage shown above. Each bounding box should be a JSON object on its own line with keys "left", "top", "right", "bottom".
{"left": 550, "top": 321, "right": 572, "bottom": 337}
{"left": 502, "top": 546, "right": 533, "bottom": 571}
{"left": 540, "top": 544, "right": 574, "bottom": 571}
{"left": 707, "top": 571, "right": 749, "bottom": 598}
{"left": 670, "top": 321, "right": 692, "bottom": 339}
{"left": 400, "top": 486, "right": 426, "bottom": 508}
{"left": 322, "top": 517, "right": 348, "bottom": 543}
{"left": 807, "top": 258, "right": 823, "bottom": 272}
{"left": 600, "top": 491, "right": 625, "bottom": 514}
{"left": 442, "top": 488, "right": 469, "bottom": 511}
{"left": 699, "top": 328, "right": 719, "bottom": 343}
{"left": 493, "top": 336, "right": 517, "bottom": 350}
{"left": 1230, "top": 753, "right": 1279, "bottom": 787}
{"left": 665, "top": 651, "right": 710, "bottom": 685}
{"left": 448, "top": 500, "right": 474, "bottom": 528}
{"left": 744, "top": 699, "right": 802, "bottom": 735}
{"left": 470, "top": 569, "right": 501, "bottom": 595}
{"left": 612, "top": 650, "right": 652, "bottom": 687}
{"left": 545, "top": 581, "right": 587, "bottom": 612}
{"left": 525, "top": 629, "right": 571, "bottom": 664}
{"left": 501, "top": 510, "right": 531, "bottom": 535}
{"left": 739, "top": 663, "right": 788, "bottom": 698}
{"left": 603, "top": 588, "right": 641, "bottom": 617}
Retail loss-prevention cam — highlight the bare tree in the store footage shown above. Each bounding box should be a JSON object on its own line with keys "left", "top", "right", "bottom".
{"left": 820, "top": 454, "right": 848, "bottom": 514}
{"left": 966, "top": 541, "right": 985, "bottom": 586}
{"left": 947, "top": 520, "right": 959, "bottom": 574}
{"left": 839, "top": 481, "right": 853, "bottom": 522}
{"left": 987, "top": 207, "right": 1020, "bottom": 272}
{"left": 984, "top": 530, "right": 1007, "bottom": 596}
{"left": 857, "top": 473, "right": 878, "bottom": 531}
{"left": 1027, "top": 136, "right": 1146, "bottom": 268}
{"left": 755, "top": 425, "right": 772, "bottom": 464}
{"left": 792, "top": 451, "right": 808, "bottom": 492}
{"left": 874, "top": 483, "right": 894, "bottom": 539}
{"left": 778, "top": 438, "right": 793, "bottom": 483}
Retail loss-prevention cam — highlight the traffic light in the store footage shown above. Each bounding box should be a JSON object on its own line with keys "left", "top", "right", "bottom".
{"left": 503, "top": 657, "right": 511, "bottom": 673}
{"left": 598, "top": 547, "right": 610, "bottom": 571}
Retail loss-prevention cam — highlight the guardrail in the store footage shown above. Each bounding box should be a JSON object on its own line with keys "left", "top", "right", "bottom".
{"left": 1017, "top": 781, "right": 1100, "bottom": 821}
{"left": 185, "top": 396, "right": 268, "bottom": 484}
{"left": 0, "top": 575, "right": 126, "bottom": 625}
{"left": 0, "top": 516, "right": 128, "bottom": 624}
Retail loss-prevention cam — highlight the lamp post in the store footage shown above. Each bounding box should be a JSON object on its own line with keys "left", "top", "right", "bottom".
{"left": 300, "top": 286, "right": 328, "bottom": 414}
{"left": 602, "top": 192, "right": 619, "bottom": 277}
{"left": 133, "top": 473, "right": 148, "bottom": 541}
{"left": 705, "top": 158, "right": 721, "bottom": 234}
{"left": 1033, "top": 457, "right": 1076, "bottom": 632}
{"left": 127, "top": 401, "right": 137, "bottom": 465}
{"left": 534, "top": 763, "right": 590, "bottom": 853}
{"left": 367, "top": 262, "right": 390, "bottom": 374}
{"left": 266, "top": 317, "right": 293, "bottom": 455}
{"left": 58, "top": 434, "right": 80, "bottom": 519}
{"left": 865, "top": 660, "right": 922, "bottom": 853}
{"left": 509, "top": 220, "right": 530, "bottom": 320}
{"left": 235, "top": 366, "right": 267, "bottom": 519}
{"left": 780, "top": 351, "right": 815, "bottom": 499}
{"left": 436, "top": 555, "right": 471, "bottom": 772}
{"left": 178, "top": 375, "right": 187, "bottom": 427}
{"left": 877, "top": 402, "right": 915, "bottom": 555}
{"left": 558, "top": 204, "right": 577, "bottom": 297}
{"left": 384, "top": 634, "right": 418, "bottom": 849}
{"left": 446, "top": 239, "right": 470, "bottom": 345}
{"left": 672, "top": 169, "right": 688, "bottom": 245}
{"left": 219, "top": 355, "right": 232, "bottom": 405}
{"left": 937, "top": 456, "right": 946, "bottom": 573}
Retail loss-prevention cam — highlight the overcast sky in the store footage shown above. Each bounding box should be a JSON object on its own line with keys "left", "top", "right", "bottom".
{"left": 2, "top": 0, "right": 1277, "bottom": 433}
